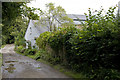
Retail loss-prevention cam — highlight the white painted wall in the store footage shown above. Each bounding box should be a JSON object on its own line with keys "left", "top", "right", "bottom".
{"left": 25, "top": 19, "right": 50, "bottom": 48}
{"left": 25, "top": 20, "right": 41, "bottom": 48}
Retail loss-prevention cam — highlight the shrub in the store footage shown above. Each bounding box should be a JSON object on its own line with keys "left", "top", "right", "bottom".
{"left": 23, "top": 48, "right": 37, "bottom": 56}
{"left": 34, "top": 49, "right": 52, "bottom": 62}
{"left": 87, "top": 68, "right": 120, "bottom": 80}
{"left": 36, "top": 31, "right": 51, "bottom": 49}
{"left": 17, "top": 45, "right": 24, "bottom": 53}
{"left": 36, "top": 6, "right": 120, "bottom": 79}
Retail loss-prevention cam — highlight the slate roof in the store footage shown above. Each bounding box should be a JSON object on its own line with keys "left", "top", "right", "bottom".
{"left": 67, "top": 14, "right": 86, "bottom": 21}
{"left": 32, "top": 20, "right": 49, "bottom": 33}
{"left": 67, "top": 14, "right": 86, "bottom": 25}
{"left": 31, "top": 14, "right": 87, "bottom": 30}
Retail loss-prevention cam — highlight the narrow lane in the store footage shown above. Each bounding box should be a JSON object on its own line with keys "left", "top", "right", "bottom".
{"left": 1, "top": 44, "right": 70, "bottom": 78}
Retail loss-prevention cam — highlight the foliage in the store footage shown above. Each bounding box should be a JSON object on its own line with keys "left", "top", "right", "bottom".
{"left": 2, "top": 2, "right": 40, "bottom": 44}
{"left": 12, "top": 16, "right": 28, "bottom": 49}
{"left": 17, "top": 45, "right": 25, "bottom": 53}
{"left": 87, "top": 68, "right": 120, "bottom": 80}
{"left": 36, "top": 5, "right": 120, "bottom": 79}
{"left": 37, "top": 3, "right": 73, "bottom": 31}
{"left": 22, "top": 4, "right": 41, "bottom": 20}
{"left": 16, "top": 41, "right": 37, "bottom": 56}
{"left": 24, "top": 48, "right": 37, "bottom": 55}
{"left": 2, "top": 2, "right": 25, "bottom": 44}
{"left": 2, "top": 2, "right": 24, "bottom": 23}
{"left": 36, "top": 31, "right": 51, "bottom": 49}
{"left": 34, "top": 49, "right": 50, "bottom": 61}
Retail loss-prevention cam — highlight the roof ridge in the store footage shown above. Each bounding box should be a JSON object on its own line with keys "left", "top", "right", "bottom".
{"left": 67, "top": 14, "right": 85, "bottom": 16}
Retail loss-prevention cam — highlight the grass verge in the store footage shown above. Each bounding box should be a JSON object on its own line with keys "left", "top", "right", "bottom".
{"left": 1, "top": 45, "right": 5, "bottom": 48}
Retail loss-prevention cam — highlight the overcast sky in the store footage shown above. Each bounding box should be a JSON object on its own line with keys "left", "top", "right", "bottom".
{"left": 27, "top": 0, "right": 120, "bottom": 15}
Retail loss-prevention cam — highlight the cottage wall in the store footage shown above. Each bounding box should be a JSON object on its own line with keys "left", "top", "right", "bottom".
{"left": 25, "top": 20, "right": 40, "bottom": 48}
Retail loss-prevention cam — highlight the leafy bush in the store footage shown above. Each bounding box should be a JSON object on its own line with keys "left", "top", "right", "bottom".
{"left": 36, "top": 31, "right": 51, "bottom": 49}
{"left": 17, "top": 45, "right": 24, "bottom": 53}
{"left": 15, "top": 37, "right": 26, "bottom": 48}
{"left": 35, "top": 49, "right": 49, "bottom": 60}
{"left": 87, "top": 68, "right": 120, "bottom": 80}
{"left": 36, "top": 6, "right": 120, "bottom": 79}
{"left": 23, "top": 48, "right": 37, "bottom": 56}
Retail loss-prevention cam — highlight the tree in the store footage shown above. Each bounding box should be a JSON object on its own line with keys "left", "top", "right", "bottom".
{"left": 38, "top": 3, "right": 73, "bottom": 31}
{"left": 22, "top": 5, "right": 40, "bottom": 21}
{"left": 2, "top": 1, "right": 40, "bottom": 44}
{"left": 2, "top": 2, "right": 26, "bottom": 44}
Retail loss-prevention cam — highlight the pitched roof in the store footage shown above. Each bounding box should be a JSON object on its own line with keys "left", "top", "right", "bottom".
{"left": 31, "top": 14, "right": 86, "bottom": 29}
{"left": 67, "top": 14, "right": 86, "bottom": 21}
{"left": 32, "top": 20, "right": 49, "bottom": 33}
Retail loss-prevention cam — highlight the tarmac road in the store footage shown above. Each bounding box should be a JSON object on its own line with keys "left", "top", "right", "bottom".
{"left": 0, "top": 44, "right": 71, "bottom": 79}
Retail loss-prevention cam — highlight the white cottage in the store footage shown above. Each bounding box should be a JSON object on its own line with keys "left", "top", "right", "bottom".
{"left": 24, "top": 20, "right": 50, "bottom": 48}
{"left": 25, "top": 14, "right": 86, "bottom": 48}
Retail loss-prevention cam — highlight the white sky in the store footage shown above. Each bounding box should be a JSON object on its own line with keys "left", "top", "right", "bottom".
{"left": 27, "top": 0, "right": 120, "bottom": 15}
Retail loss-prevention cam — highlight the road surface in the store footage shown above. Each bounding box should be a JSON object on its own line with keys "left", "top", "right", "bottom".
{"left": 0, "top": 44, "right": 72, "bottom": 79}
